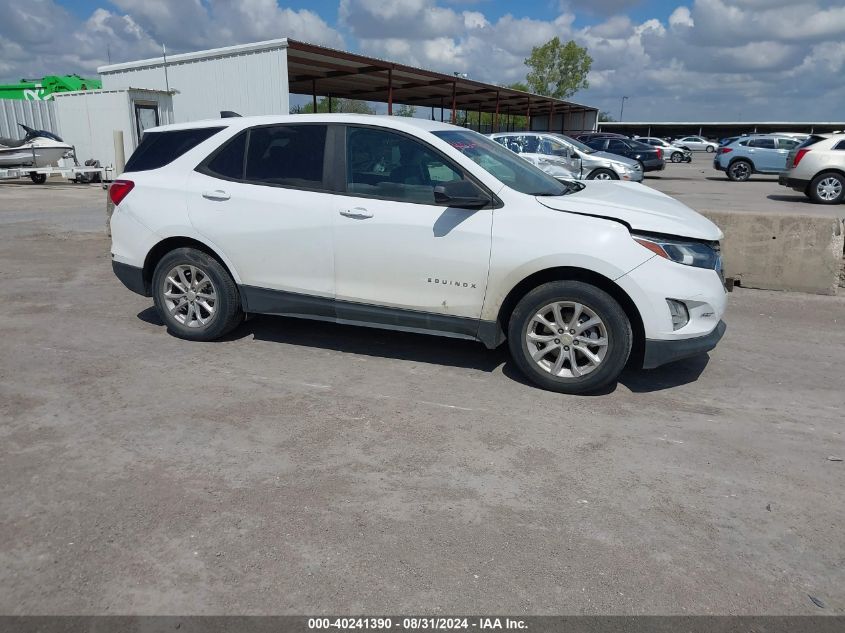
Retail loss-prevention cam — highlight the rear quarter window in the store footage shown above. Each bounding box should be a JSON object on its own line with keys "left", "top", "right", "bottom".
{"left": 124, "top": 127, "right": 223, "bottom": 172}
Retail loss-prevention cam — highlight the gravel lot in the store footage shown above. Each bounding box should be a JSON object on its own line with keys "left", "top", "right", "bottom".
{"left": 1, "top": 167, "right": 843, "bottom": 615}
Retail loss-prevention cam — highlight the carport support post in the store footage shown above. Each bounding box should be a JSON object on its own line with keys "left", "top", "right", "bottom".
{"left": 312, "top": 80, "right": 317, "bottom": 113}
{"left": 387, "top": 68, "right": 393, "bottom": 115}
{"left": 494, "top": 91, "right": 500, "bottom": 132}
{"left": 328, "top": 95, "right": 332, "bottom": 113}
{"left": 549, "top": 101, "right": 555, "bottom": 132}
{"left": 113, "top": 130, "right": 125, "bottom": 176}
{"left": 527, "top": 97, "right": 531, "bottom": 131}
{"left": 477, "top": 104, "right": 482, "bottom": 132}
{"left": 451, "top": 81, "right": 457, "bottom": 124}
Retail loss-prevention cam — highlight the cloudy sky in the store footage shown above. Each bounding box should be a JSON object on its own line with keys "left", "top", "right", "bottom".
{"left": 2, "top": 0, "right": 844, "bottom": 121}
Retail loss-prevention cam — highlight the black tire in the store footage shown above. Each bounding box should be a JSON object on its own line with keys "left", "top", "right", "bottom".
{"left": 705, "top": 145, "right": 715, "bottom": 153}
{"left": 807, "top": 172, "right": 845, "bottom": 205}
{"left": 586, "top": 168, "right": 618, "bottom": 181}
{"left": 727, "top": 160, "right": 752, "bottom": 182}
{"left": 670, "top": 152, "right": 683, "bottom": 163}
{"left": 637, "top": 160, "right": 645, "bottom": 172}
{"left": 152, "top": 247, "right": 243, "bottom": 341}
{"left": 30, "top": 172, "right": 46, "bottom": 184}
{"left": 507, "top": 281, "right": 632, "bottom": 394}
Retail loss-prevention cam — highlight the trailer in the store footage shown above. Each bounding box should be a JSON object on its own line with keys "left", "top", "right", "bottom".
{"left": 0, "top": 164, "right": 113, "bottom": 184}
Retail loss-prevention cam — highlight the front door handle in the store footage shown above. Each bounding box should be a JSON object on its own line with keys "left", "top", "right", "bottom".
{"left": 202, "top": 190, "right": 230, "bottom": 201}
{"left": 339, "top": 207, "right": 373, "bottom": 219}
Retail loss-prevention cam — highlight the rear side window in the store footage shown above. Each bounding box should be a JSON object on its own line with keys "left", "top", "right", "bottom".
{"left": 125, "top": 127, "right": 223, "bottom": 172}
{"left": 833, "top": 140, "right": 845, "bottom": 151}
{"left": 245, "top": 125, "right": 327, "bottom": 189}
{"left": 203, "top": 131, "right": 247, "bottom": 180}
{"left": 748, "top": 138, "right": 776, "bottom": 149}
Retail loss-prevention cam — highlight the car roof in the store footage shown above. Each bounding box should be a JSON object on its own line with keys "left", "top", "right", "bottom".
{"left": 144, "top": 113, "right": 462, "bottom": 135}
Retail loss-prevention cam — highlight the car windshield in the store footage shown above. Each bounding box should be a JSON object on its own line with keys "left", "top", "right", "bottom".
{"left": 433, "top": 130, "right": 570, "bottom": 196}
{"left": 548, "top": 133, "right": 595, "bottom": 154}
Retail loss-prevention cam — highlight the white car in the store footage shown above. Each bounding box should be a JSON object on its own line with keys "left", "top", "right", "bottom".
{"left": 110, "top": 114, "right": 727, "bottom": 394}
{"left": 489, "top": 132, "right": 644, "bottom": 182}
{"left": 674, "top": 136, "right": 719, "bottom": 153}
{"left": 636, "top": 137, "right": 692, "bottom": 163}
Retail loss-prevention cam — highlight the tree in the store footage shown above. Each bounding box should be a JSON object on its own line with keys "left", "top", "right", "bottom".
{"left": 598, "top": 111, "right": 616, "bottom": 122}
{"left": 507, "top": 81, "right": 529, "bottom": 93}
{"left": 394, "top": 104, "right": 417, "bottom": 117}
{"left": 524, "top": 37, "right": 592, "bottom": 100}
{"left": 291, "top": 97, "right": 376, "bottom": 114}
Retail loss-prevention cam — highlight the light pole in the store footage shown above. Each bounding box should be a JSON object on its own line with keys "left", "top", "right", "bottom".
{"left": 620, "top": 96, "right": 629, "bottom": 122}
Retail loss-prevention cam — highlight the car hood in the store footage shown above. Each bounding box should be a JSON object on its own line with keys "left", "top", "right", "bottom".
{"left": 536, "top": 181, "right": 723, "bottom": 241}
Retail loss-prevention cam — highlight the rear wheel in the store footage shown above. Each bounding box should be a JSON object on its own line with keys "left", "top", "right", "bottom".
{"left": 508, "top": 281, "right": 632, "bottom": 394}
{"left": 808, "top": 172, "right": 844, "bottom": 205}
{"left": 29, "top": 172, "right": 46, "bottom": 184}
{"left": 670, "top": 152, "right": 683, "bottom": 163}
{"left": 727, "top": 160, "right": 752, "bottom": 182}
{"left": 705, "top": 145, "right": 715, "bottom": 153}
{"left": 587, "top": 168, "right": 618, "bottom": 181}
{"left": 152, "top": 247, "right": 243, "bottom": 341}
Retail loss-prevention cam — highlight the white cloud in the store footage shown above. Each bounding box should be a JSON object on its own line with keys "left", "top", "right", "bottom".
{"left": 1, "top": 0, "right": 843, "bottom": 121}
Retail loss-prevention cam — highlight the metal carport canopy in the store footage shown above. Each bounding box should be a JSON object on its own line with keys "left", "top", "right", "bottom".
{"left": 285, "top": 39, "right": 595, "bottom": 126}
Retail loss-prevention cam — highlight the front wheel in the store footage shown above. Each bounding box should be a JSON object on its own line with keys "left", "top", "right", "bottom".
{"left": 727, "top": 160, "right": 752, "bottom": 182}
{"left": 670, "top": 152, "right": 684, "bottom": 163}
{"left": 808, "top": 172, "right": 844, "bottom": 205}
{"left": 705, "top": 145, "right": 715, "bottom": 153}
{"left": 152, "top": 247, "right": 244, "bottom": 341}
{"left": 587, "top": 168, "right": 618, "bottom": 181}
{"left": 508, "top": 281, "right": 632, "bottom": 394}
{"left": 30, "top": 172, "right": 47, "bottom": 184}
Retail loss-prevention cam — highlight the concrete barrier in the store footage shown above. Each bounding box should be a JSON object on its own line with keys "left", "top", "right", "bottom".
{"left": 701, "top": 211, "right": 844, "bottom": 295}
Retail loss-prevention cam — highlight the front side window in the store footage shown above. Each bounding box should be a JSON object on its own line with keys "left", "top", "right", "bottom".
{"left": 346, "top": 127, "right": 463, "bottom": 204}
{"left": 433, "top": 129, "right": 568, "bottom": 196}
{"left": 245, "top": 124, "right": 327, "bottom": 188}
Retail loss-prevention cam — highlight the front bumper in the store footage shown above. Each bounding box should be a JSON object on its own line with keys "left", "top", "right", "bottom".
{"left": 112, "top": 260, "right": 149, "bottom": 297}
{"left": 643, "top": 320, "right": 726, "bottom": 369}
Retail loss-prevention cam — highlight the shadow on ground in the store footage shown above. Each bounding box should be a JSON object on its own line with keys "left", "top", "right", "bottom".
{"left": 138, "top": 307, "right": 710, "bottom": 394}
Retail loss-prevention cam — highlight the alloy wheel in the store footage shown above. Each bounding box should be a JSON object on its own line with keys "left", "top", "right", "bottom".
{"left": 730, "top": 162, "right": 750, "bottom": 181}
{"left": 163, "top": 264, "right": 217, "bottom": 328}
{"left": 594, "top": 171, "right": 613, "bottom": 180}
{"left": 525, "top": 301, "right": 608, "bottom": 378}
{"left": 816, "top": 177, "right": 843, "bottom": 202}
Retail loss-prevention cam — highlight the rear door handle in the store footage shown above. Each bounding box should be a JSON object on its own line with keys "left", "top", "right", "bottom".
{"left": 339, "top": 207, "right": 373, "bottom": 219}
{"left": 202, "top": 190, "right": 230, "bottom": 201}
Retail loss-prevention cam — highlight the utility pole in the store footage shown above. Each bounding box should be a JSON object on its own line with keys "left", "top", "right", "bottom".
{"left": 620, "top": 96, "right": 629, "bottom": 122}
{"left": 162, "top": 44, "right": 171, "bottom": 93}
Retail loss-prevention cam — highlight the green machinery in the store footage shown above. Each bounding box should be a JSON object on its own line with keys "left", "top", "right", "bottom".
{"left": 0, "top": 75, "right": 102, "bottom": 101}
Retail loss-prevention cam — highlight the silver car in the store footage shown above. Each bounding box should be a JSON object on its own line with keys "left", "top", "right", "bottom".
{"left": 636, "top": 137, "right": 692, "bottom": 163}
{"left": 489, "top": 132, "right": 643, "bottom": 182}
{"left": 779, "top": 133, "right": 845, "bottom": 204}
{"left": 674, "top": 136, "right": 719, "bottom": 153}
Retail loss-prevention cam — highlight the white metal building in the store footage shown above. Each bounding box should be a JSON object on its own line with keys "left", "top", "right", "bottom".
{"left": 99, "top": 40, "right": 289, "bottom": 123}
{"left": 97, "top": 38, "right": 597, "bottom": 134}
{"left": 53, "top": 88, "right": 173, "bottom": 167}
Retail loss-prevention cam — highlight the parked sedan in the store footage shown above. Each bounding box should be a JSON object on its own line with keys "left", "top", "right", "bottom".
{"left": 779, "top": 133, "right": 845, "bottom": 204}
{"left": 489, "top": 132, "right": 643, "bottom": 181}
{"left": 675, "top": 136, "right": 719, "bottom": 153}
{"left": 636, "top": 137, "right": 692, "bottom": 163}
{"left": 583, "top": 137, "right": 665, "bottom": 172}
{"left": 714, "top": 134, "right": 801, "bottom": 182}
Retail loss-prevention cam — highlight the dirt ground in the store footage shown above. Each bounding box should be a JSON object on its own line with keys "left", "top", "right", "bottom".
{"left": 0, "top": 178, "right": 843, "bottom": 615}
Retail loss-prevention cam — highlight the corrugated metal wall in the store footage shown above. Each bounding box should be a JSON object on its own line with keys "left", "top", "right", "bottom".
{"left": 0, "top": 99, "right": 60, "bottom": 138}
{"left": 100, "top": 47, "right": 289, "bottom": 123}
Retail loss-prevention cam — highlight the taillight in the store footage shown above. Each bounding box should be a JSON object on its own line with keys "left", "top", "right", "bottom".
{"left": 656, "top": 147, "right": 662, "bottom": 160}
{"left": 793, "top": 148, "right": 810, "bottom": 168}
{"left": 718, "top": 147, "right": 733, "bottom": 154}
{"left": 109, "top": 179, "right": 135, "bottom": 206}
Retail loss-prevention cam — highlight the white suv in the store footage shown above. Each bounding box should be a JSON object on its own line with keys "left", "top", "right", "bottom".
{"left": 110, "top": 114, "right": 727, "bottom": 394}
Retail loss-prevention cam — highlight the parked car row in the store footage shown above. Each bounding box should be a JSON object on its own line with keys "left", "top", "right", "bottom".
{"left": 711, "top": 131, "right": 844, "bottom": 204}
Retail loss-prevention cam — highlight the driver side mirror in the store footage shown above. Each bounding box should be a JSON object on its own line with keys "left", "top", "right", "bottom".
{"left": 433, "top": 180, "right": 490, "bottom": 209}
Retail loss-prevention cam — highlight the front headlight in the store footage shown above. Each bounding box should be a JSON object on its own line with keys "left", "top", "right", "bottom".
{"left": 632, "top": 233, "right": 720, "bottom": 270}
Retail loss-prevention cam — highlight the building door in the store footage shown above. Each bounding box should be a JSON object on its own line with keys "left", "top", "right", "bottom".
{"left": 134, "top": 103, "right": 160, "bottom": 142}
